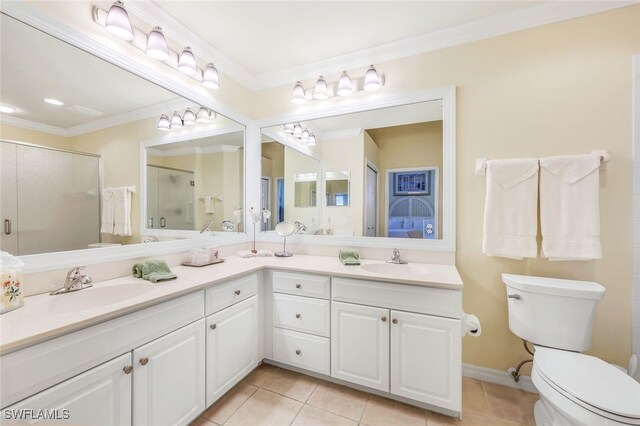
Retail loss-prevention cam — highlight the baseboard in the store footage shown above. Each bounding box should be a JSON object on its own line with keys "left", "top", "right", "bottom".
{"left": 463, "top": 363, "right": 537, "bottom": 394}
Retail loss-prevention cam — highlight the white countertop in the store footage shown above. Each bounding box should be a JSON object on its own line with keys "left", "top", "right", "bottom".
{"left": 0, "top": 255, "right": 462, "bottom": 354}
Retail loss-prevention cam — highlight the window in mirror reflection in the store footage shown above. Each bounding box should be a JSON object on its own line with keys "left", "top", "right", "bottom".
{"left": 325, "top": 171, "right": 350, "bottom": 207}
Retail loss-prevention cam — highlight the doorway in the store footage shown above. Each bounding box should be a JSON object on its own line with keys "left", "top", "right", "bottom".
{"left": 365, "top": 162, "right": 378, "bottom": 237}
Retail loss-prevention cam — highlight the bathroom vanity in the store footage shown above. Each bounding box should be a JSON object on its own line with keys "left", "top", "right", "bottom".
{"left": 0, "top": 256, "right": 462, "bottom": 424}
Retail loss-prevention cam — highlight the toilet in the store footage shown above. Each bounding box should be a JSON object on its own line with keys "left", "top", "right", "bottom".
{"left": 503, "top": 274, "right": 640, "bottom": 425}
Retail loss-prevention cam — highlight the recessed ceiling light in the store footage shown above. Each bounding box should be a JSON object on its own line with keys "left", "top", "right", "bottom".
{"left": 0, "top": 105, "right": 15, "bottom": 114}
{"left": 44, "top": 98, "right": 64, "bottom": 106}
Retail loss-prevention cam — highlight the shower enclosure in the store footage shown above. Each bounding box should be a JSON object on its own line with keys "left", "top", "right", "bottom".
{"left": 1, "top": 141, "right": 101, "bottom": 255}
{"left": 146, "top": 165, "right": 195, "bottom": 231}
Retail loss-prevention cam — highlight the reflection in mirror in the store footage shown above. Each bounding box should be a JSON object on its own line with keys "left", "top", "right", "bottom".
{"left": 294, "top": 173, "right": 317, "bottom": 208}
{"left": 325, "top": 171, "right": 350, "bottom": 207}
{"left": 0, "top": 13, "right": 244, "bottom": 256}
{"left": 145, "top": 132, "right": 244, "bottom": 233}
{"left": 261, "top": 100, "right": 443, "bottom": 240}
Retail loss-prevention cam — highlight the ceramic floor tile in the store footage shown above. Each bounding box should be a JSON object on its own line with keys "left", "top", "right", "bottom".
{"left": 482, "top": 383, "right": 536, "bottom": 425}
{"left": 201, "top": 382, "right": 258, "bottom": 424}
{"left": 190, "top": 417, "right": 219, "bottom": 426}
{"left": 225, "top": 389, "right": 303, "bottom": 426}
{"left": 262, "top": 368, "right": 319, "bottom": 402}
{"left": 243, "top": 363, "right": 279, "bottom": 387}
{"left": 461, "top": 378, "right": 492, "bottom": 417}
{"left": 306, "top": 381, "right": 369, "bottom": 421}
{"left": 427, "top": 410, "right": 493, "bottom": 426}
{"left": 360, "top": 395, "right": 427, "bottom": 426}
{"left": 292, "top": 405, "right": 358, "bottom": 426}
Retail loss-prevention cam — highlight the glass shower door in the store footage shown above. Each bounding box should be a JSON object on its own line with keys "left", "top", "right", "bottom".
{"left": 156, "top": 167, "right": 194, "bottom": 230}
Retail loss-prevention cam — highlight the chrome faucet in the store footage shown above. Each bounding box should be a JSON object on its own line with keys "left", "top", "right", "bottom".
{"left": 200, "top": 220, "right": 213, "bottom": 234}
{"left": 386, "top": 248, "right": 408, "bottom": 264}
{"left": 143, "top": 235, "right": 159, "bottom": 243}
{"left": 50, "top": 266, "right": 93, "bottom": 295}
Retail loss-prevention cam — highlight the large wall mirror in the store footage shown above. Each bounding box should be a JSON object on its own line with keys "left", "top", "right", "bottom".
{"left": 0, "top": 13, "right": 245, "bottom": 258}
{"left": 259, "top": 93, "right": 454, "bottom": 247}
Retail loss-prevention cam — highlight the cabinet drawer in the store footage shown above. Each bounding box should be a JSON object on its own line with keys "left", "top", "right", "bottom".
{"left": 205, "top": 273, "right": 258, "bottom": 315}
{"left": 272, "top": 271, "right": 330, "bottom": 299}
{"left": 273, "top": 294, "right": 330, "bottom": 337}
{"left": 332, "top": 278, "right": 461, "bottom": 319}
{"left": 272, "top": 328, "right": 330, "bottom": 375}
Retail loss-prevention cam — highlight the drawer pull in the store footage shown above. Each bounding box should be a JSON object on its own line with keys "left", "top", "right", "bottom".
{"left": 123, "top": 366, "right": 133, "bottom": 374}
{"left": 381, "top": 316, "right": 387, "bottom": 322}
{"left": 295, "top": 283, "right": 302, "bottom": 289}
{"left": 295, "top": 313, "right": 301, "bottom": 319}
{"left": 392, "top": 319, "right": 398, "bottom": 325}
{"left": 210, "top": 323, "right": 217, "bottom": 330}
{"left": 295, "top": 349, "right": 301, "bottom": 355}
{"left": 139, "top": 357, "right": 149, "bottom": 366}
{"left": 235, "top": 290, "right": 241, "bottom": 295}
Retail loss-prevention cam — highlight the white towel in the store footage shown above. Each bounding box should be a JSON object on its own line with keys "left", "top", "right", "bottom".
{"left": 100, "top": 190, "right": 115, "bottom": 234}
{"left": 540, "top": 154, "right": 601, "bottom": 261}
{"left": 483, "top": 158, "right": 539, "bottom": 259}
{"left": 111, "top": 187, "right": 132, "bottom": 236}
{"left": 204, "top": 196, "right": 215, "bottom": 214}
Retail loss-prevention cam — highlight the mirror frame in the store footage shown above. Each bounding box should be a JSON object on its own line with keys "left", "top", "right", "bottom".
{"left": 2, "top": 4, "right": 252, "bottom": 272}
{"left": 254, "top": 86, "right": 456, "bottom": 252}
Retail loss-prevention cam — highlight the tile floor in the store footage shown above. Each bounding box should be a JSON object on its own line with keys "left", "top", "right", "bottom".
{"left": 191, "top": 364, "right": 537, "bottom": 426}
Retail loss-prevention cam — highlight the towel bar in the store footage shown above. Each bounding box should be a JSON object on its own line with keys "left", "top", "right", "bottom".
{"left": 474, "top": 150, "right": 610, "bottom": 176}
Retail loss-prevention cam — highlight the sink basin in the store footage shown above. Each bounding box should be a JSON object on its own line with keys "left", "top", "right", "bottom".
{"left": 44, "top": 283, "right": 154, "bottom": 314}
{"left": 360, "top": 263, "right": 429, "bottom": 276}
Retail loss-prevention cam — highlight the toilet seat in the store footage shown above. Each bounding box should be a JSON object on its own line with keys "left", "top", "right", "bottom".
{"left": 534, "top": 347, "right": 640, "bottom": 425}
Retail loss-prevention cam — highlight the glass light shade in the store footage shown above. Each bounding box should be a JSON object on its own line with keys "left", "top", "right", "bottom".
{"left": 196, "top": 107, "right": 211, "bottom": 123}
{"left": 363, "top": 65, "right": 382, "bottom": 91}
{"left": 209, "top": 110, "right": 217, "bottom": 120}
{"left": 105, "top": 1, "right": 134, "bottom": 41}
{"left": 178, "top": 47, "right": 197, "bottom": 76}
{"left": 146, "top": 27, "right": 169, "bottom": 61}
{"left": 203, "top": 63, "right": 220, "bottom": 89}
{"left": 293, "top": 123, "right": 303, "bottom": 137}
{"left": 284, "top": 123, "right": 294, "bottom": 134}
{"left": 157, "top": 114, "right": 171, "bottom": 131}
{"left": 291, "top": 81, "right": 306, "bottom": 104}
{"left": 301, "top": 129, "right": 310, "bottom": 142}
{"left": 336, "top": 71, "right": 353, "bottom": 96}
{"left": 0, "top": 105, "right": 15, "bottom": 113}
{"left": 308, "top": 134, "right": 316, "bottom": 146}
{"left": 183, "top": 108, "right": 196, "bottom": 126}
{"left": 313, "top": 76, "right": 328, "bottom": 99}
{"left": 170, "top": 111, "right": 183, "bottom": 128}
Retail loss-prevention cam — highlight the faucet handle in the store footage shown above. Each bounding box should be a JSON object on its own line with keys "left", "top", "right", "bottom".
{"left": 66, "top": 266, "right": 86, "bottom": 278}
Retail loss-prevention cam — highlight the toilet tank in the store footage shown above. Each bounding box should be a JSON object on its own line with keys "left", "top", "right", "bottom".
{"left": 502, "top": 274, "right": 605, "bottom": 352}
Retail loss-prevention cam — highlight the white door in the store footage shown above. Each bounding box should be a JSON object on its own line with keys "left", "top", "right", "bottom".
{"left": 365, "top": 165, "right": 377, "bottom": 237}
{"left": 206, "top": 296, "right": 259, "bottom": 406}
{"left": 133, "top": 319, "right": 205, "bottom": 426}
{"left": 331, "top": 302, "right": 389, "bottom": 391}
{"left": 7, "top": 353, "right": 132, "bottom": 425}
{"left": 390, "top": 311, "right": 461, "bottom": 411}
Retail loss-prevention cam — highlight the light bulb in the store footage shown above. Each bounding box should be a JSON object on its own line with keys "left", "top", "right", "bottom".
{"left": 301, "top": 129, "right": 310, "bottom": 142}
{"left": 308, "top": 133, "right": 316, "bottom": 146}
{"left": 183, "top": 108, "right": 196, "bottom": 126}
{"left": 293, "top": 123, "right": 303, "bottom": 137}
{"left": 146, "top": 27, "right": 170, "bottom": 61}
{"left": 363, "top": 65, "right": 381, "bottom": 91}
{"left": 337, "top": 71, "right": 353, "bottom": 96}
{"left": 157, "top": 114, "right": 171, "bottom": 131}
{"left": 0, "top": 105, "right": 15, "bottom": 114}
{"left": 313, "top": 76, "right": 328, "bottom": 99}
{"left": 196, "top": 107, "right": 211, "bottom": 123}
{"left": 291, "top": 81, "right": 306, "bottom": 104}
{"left": 177, "top": 47, "right": 197, "bottom": 76}
{"left": 209, "top": 110, "right": 217, "bottom": 120}
{"left": 203, "top": 63, "right": 220, "bottom": 89}
{"left": 105, "top": 1, "right": 134, "bottom": 41}
{"left": 170, "top": 111, "right": 183, "bottom": 128}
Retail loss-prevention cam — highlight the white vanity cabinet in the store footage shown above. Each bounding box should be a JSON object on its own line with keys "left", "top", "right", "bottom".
{"left": 204, "top": 273, "right": 259, "bottom": 406}
{"left": 133, "top": 319, "right": 206, "bottom": 426}
{"left": 331, "top": 278, "right": 462, "bottom": 412}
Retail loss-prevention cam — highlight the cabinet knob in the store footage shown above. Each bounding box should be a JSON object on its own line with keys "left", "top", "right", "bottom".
{"left": 295, "top": 283, "right": 301, "bottom": 289}
{"left": 295, "top": 313, "right": 301, "bottom": 319}
{"left": 123, "top": 366, "right": 133, "bottom": 374}
{"left": 295, "top": 349, "right": 301, "bottom": 355}
{"left": 210, "top": 323, "right": 217, "bottom": 330}
{"left": 235, "top": 290, "right": 241, "bottom": 295}
{"left": 139, "top": 357, "right": 149, "bottom": 366}
{"left": 381, "top": 316, "right": 387, "bottom": 322}
{"left": 392, "top": 319, "right": 398, "bottom": 325}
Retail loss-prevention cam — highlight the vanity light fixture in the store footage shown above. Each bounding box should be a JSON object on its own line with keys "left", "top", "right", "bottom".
{"left": 282, "top": 122, "right": 318, "bottom": 146}
{"left": 363, "top": 65, "right": 382, "bottom": 91}
{"left": 0, "top": 105, "right": 15, "bottom": 114}
{"left": 291, "top": 81, "right": 306, "bottom": 104}
{"left": 170, "top": 111, "right": 183, "bottom": 129}
{"left": 183, "top": 108, "right": 196, "bottom": 126}
{"left": 290, "top": 65, "right": 384, "bottom": 103}
{"left": 336, "top": 71, "right": 353, "bottom": 96}
{"left": 283, "top": 123, "right": 295, "bottom": 134}
{"left": 93, "top": 3, "right": 220, "bottom": 89}
{"left": 196, "top": 107, "right": 211, "bottom": 123}
{"left": 145, "top": 27, "right": 170, "bottom": 61}
{"left": 44, "top": 98, "right": 64, "bottom": 106}
{"left": 313, "top": 76, "right": 328, "bottom": 100}
{"left": 104, "top": 0, "right": 134, "bottom": 41}
{"left": 157, "top": 114, "right": 171, "bottom": 131}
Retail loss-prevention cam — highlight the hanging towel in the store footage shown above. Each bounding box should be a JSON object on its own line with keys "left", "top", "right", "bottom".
{"left": 112, "top": 187, "right": 132, "bottom": 236}
{"left": 100, "top": 190, "right": 115, "bottom": 234}
{"left": 540, "top": 154, "right": 602, "bottom": 261}
{"left": 204, "top": 196, "right": 215, "bottom": 214}
{"left": 482, "top": 158, "right": 539, "bottom": 259}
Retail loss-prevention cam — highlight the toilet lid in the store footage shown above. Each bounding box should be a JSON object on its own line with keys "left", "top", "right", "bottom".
{"left": 535, "top": 347, "right": 640, "bottom": 419}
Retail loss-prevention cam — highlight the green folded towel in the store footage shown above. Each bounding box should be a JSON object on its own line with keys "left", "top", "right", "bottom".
{"left": 339, "top": 249, "right": 360, "bottom": 266}
{"left": 132, "top": 260, "right": 177, "bottom": 282}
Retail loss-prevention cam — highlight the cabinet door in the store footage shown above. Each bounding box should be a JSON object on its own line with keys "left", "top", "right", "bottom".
{"left": 206, "top": 295, "right": 259, "bottom": 406}
{"left": 6, "top": 353, "right": 132, "bottom": 425}
{"left": 390, "top": 311, "right": 461, "bottom": 411}
{"left": 133, "top": 319, "right": 205, "bottom": 426}
{"left": 331, "top": 301, "right": 389, "bottom": 391}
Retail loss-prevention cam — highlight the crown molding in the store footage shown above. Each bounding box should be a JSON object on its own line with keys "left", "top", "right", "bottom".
{"left": 0, "top": 115, "right": 69, "bottom": 137}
